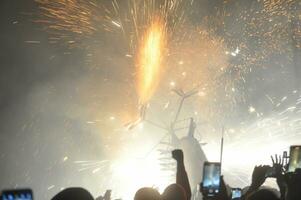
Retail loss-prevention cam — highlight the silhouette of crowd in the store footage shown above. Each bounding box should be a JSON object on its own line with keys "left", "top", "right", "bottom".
{"left": 1, "top": 147, "right": 301, "bottom": 200}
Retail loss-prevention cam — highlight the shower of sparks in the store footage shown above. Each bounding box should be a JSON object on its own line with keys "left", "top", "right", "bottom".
{"left": 34, "top": 0, "right": 105, "bottom": 46}
{"left": 33, "top": 0, "right": 301, "bottom": 121}
{"left": 33, "top": 0, "right": 301, "bottom": 115}
{"left": 137, "top": 19, "right": 166, "bottom": 104}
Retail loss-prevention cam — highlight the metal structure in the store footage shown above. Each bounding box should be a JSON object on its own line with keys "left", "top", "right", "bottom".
{"left": 128, "top": 88, "right": 208, "bottom": 198}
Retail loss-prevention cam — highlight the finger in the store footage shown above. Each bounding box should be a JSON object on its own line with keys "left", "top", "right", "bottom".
{"left": 275, "top": 154, "right": 278, "bottom": 164}
{"left": 279, "top": 155, "right": 282, "bottom": 165}
{"left": 271, "top": 155, "right": 275, "bottom": 164}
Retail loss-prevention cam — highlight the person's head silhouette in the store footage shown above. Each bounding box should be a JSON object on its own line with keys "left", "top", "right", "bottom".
{"left": 52, "top": 187, "right": 94, "bottom": 200}
{"left": 162, "top": 184, "right": 186, "bottom": 200}
{"left": 134, "top": 187, "right": 161, "bottom": 200}
{"left": 247, "top": 189, "right": 279, "bottom": 200}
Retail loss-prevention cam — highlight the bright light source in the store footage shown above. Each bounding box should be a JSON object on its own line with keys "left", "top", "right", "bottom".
{"left": 110, "top": 152, "right": 170, "bottom": 200}
{"left": 249, "top": 106, "right": 256, "bottom": 113}
{"left": 169, "top": 81, "right": 176, "bottom": 87}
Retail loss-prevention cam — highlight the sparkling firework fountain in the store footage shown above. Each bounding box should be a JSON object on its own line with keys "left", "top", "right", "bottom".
{"left": 136, "top": 18, "right": 166, "bottom": 104}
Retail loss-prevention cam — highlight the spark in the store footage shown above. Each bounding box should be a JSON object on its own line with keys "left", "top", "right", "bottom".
{"left": 249, "top": 106, "right": 256, "bottom": 113}
{"left": 24, "top": 41, "right": 41, "bottom": 44}
{"left": 112, "top": 20, "right": 121, "bottom": 28}
{"left": 63, "top": 156, "right": 68, "bottom": 162}
{"left": 47, "top": 185, "right": 55, "bottom": 190}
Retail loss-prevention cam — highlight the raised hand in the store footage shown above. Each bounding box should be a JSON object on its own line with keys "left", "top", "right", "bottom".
{"left": 172, "top": 149, "right": 184, "bottom": 163}
{"left": 250, "top": 165, "right": 270, "bottom": 190}
{"left": 243, "top": 165, "right": 270, "bottom": 199}
{"left": 271, "top": 154, "right": 286, "bottom": 200}
{"left": 271, "top": 154, "right": 285, "bottom": 177}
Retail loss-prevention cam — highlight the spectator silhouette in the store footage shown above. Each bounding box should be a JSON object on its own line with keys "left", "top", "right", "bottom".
{"left": 162, "top": 149, "right": 191, "bottom": 200}
{"left": 134, "top": 187, "right": 161, "bottom": 200}
{"left": 284, "top": 168, "right": 301, "bottom": 200}
{"left": 246, "top": 189, "right": 279, "bottom": 200}
{"left": 243, "top": 165, "right": 270, "bottom": 199}
{"left": 162, "top": 184, "right": 186, "bottom": 200}
{"left": 52, "top": 187, "right": 94, "bottom": 200}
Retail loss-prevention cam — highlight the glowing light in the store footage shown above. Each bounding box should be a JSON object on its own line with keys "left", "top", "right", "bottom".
{"left": 111, "top": 153, "right": 170, "bottom": 200}
{"left": 169, "top": 81, "right": 176, "bottom": 87}
{"left": 249, "top": 106, "right": 256, "bottom": 113}
{"left": 63, "top": 156, "right": 68, "bottom": 162}
{"left": 137, "top": 19, "right": 166, "bottom": 104}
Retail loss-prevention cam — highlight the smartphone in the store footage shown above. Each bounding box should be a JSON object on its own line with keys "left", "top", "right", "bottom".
{"left": 265, "top": 166, "right": 276, "bottom": 178}
{"left": 288, "top": 145, "right": 301, "bottom": 172}
{"left": 231, "top": 188, "right": 242, "bottom": 199}
{"left": 202, "top": 162, "right": 221, "bottom": 197}
{"left": 2, "top": 189, "right": 33, "bottom": 200}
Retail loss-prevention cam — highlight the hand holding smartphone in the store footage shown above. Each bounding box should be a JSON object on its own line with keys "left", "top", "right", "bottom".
{"left": 265, "top": 166, "right": 277, "bottom": 178}
{"left": 201, "top": 162, "right": 221, "bottom": 197}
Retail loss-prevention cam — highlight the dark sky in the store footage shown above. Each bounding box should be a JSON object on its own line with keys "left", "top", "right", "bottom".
{"left": 0, "top": 1, "right": 103, "bottom": 198}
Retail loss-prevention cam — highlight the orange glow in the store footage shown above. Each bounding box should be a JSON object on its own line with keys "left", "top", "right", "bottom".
{"left": 137, "top": 19, "right": 166, "bottom": 104}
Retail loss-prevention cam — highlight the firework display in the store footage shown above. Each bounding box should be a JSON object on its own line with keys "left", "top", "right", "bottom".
{"left": 32, "top": 0, "right": 301, "bottom": 197}
{"left": 0, "top": 0, "right": 301, "bottom": 199}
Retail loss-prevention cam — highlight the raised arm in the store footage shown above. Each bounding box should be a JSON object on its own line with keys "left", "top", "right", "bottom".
{"left": 172, "top": 149, "right": 192, "bottom": 200}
